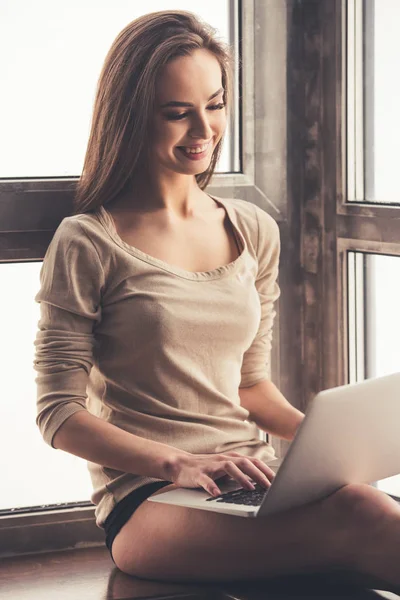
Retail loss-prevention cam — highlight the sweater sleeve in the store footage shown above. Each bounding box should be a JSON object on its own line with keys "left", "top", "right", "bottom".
{"left": 33, "top": 218, "right": 105, "bottom": 448}
{"left": 239, "top": 206, "right": 281, "bottom": 388}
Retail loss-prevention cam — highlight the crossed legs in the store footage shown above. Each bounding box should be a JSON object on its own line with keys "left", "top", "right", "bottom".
{"left": 111, "top": 482, "right": 400, "bottom": 590}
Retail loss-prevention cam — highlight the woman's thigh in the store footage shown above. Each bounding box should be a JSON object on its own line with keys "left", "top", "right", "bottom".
{"left": 111, "top": 482, "right": 366, "bottom": 582}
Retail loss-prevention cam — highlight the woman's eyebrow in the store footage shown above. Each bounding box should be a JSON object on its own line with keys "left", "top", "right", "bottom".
{"left": 160, "top": 87, "right": 223, "bottom": 108}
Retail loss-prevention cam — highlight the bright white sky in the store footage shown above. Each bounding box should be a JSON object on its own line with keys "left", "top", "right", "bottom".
{"left": 0, "top": 0, "right": 231, "bottom": 178}
{"left": 366, "top": 0, "right": 400, "bottom": 203}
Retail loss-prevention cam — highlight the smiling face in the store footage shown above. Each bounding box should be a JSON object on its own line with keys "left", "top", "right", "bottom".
{"left": 147, "top": 48, "right": 227, "bottom": 178}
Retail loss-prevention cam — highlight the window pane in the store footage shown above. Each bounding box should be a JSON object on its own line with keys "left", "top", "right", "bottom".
{"left": 0, "top": 263, "right": 92, "bottom": 510}
{"left": 0, "top": 0, "right": 236, "bottom": 178}
{"left": 349, "top": 252, "right": 400, "bottom": 496}
{"left": 366, "top": 253, "right": 400, "bottom": 495}
{"left": 365, "top": 254, "right": 400, "bottom": 378}
{"left": 364, "top": 0, "right": 400, "bottom": 204}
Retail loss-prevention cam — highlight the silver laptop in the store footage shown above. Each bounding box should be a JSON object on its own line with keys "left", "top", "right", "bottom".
{"left": 148, "top": 372, "right": 400, "bottom": 517}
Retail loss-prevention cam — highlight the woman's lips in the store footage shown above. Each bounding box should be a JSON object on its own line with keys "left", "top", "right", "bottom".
{"left": 177, "top": 145, "right": 210, "bottom": 161}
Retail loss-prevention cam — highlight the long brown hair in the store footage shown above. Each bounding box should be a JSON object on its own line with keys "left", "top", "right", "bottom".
{"left": 72, "top": 10, "right": 235, "bottom": 215}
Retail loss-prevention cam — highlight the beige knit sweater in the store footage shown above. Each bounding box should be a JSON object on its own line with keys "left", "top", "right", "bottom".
{"left": 34, "top": 194, "right": 280, "bottom": 527}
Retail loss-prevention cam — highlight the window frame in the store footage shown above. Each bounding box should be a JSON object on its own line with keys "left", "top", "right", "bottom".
{"left": 344, "top": 245, "right": 400, "bottom": 387}
{"left": 338, "top": 0, "right": 400, "bottom": 384}
{"left": 0, "top": 0, "right": 290, "bottom": 557}
{"left": 282, "top": 0, "right": 400, "bottom": 421}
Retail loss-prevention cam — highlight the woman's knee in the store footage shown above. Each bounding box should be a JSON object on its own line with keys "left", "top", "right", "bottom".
{"left": 327, "top": 483, "right": 397, "bottom": 536}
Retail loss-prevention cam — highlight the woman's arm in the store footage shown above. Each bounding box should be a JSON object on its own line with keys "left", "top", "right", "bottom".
{"left": 53, "top": 412, "right": 275, "bottom": 495}
{"left": 53, "top": 410, "right": 190, "bottom": 480}
{"left": 239, "top": 379, "right": 304, "bottom": 441}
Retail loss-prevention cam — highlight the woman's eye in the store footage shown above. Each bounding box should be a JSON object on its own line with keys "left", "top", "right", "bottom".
{"left": 165, "top": 103, "right": 226, "bottom": 121}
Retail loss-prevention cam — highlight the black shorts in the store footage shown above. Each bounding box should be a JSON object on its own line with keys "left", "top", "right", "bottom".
{"left": 103, "top": 481, "right": 172, "bottom": 563}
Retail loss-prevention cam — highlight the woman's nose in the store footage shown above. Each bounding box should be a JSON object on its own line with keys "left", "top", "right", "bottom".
{"left": 189, "top": 113, "right": 214, "bottom": 140}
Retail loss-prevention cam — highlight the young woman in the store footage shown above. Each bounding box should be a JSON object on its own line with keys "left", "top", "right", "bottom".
{"left": 34, "top": 9, "right": 400, "bottom": 590}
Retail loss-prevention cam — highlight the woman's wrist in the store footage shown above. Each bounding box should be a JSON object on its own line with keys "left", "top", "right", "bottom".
{"left": 162, "top": 448, "right": 191, "bottom": 481}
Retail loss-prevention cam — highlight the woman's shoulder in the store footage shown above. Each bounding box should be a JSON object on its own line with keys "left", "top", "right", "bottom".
{"left": 212, "top": 195, "right": 279, "bottom": 247}
{"left": 46, "top": 212, "right": 113, "bottom": 276}
{"left": 56, "top": 211, "right": 101, "bottom": 233}
{"left": 51, "top": 211, "right": 110, "bottom": 253}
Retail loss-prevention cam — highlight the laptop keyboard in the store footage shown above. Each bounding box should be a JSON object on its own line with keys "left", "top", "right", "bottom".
{"left": 205, "top": 483, "right": 269, "bottom": 506}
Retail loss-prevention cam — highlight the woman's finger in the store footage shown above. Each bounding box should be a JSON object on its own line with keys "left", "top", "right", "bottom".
{"left": 221, "top": 460, "right": 257, "bottom": 490}
{"left": 223, "top": 453, "right": 276, "bottom": 482}
{"left": 196, "top": 473, "right": 222, "bottom": 497}
{"left": 251, "top": 458, "right": 276, "bottom": 480}
{"left": 234, "top": 458, "right": 273, "bottom": 488}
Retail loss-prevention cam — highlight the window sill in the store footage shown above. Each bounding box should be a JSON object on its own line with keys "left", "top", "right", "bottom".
{"left": 0, "top": 505, "right": 103, "bottom": 558}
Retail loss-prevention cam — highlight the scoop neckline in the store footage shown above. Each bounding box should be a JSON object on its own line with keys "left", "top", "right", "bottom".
{"left": 96, "top": 194, "right": 248, "bottom": 281}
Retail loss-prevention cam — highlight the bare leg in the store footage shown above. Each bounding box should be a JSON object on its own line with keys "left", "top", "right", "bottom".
{"left": 111, "top": 482, "right": 400, "bottom": 589}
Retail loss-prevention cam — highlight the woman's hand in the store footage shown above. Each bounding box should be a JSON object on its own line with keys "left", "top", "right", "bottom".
{"left": 167, "top": 451, "right": 276, "bottom": 497}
